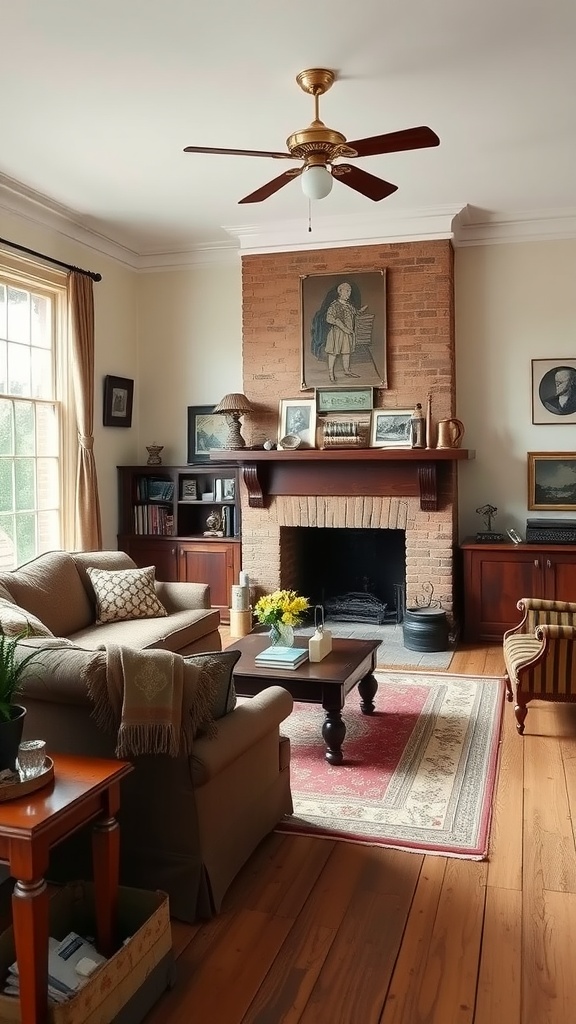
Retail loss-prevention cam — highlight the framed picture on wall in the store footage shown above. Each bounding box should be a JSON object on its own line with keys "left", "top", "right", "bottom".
{"left": 300, "top": 270, "right": 387, "bottom": 390}
{"left": 103, "top": 375, "right": 134, "bottom": 427}
{"left": 528, "top": 452, "right": 576, "bottom": 510}
{"left": 531, "top": 358, "right": 576, "bottom": 424}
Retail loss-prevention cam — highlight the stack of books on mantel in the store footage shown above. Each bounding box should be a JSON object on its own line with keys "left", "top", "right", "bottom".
{"left": 254, "top": 645, "right": 309, "bottom": 670}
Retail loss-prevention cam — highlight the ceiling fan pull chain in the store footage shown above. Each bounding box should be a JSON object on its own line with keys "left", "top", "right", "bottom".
{"left": 308, "top": 199, "right": 312, "bottom": 233}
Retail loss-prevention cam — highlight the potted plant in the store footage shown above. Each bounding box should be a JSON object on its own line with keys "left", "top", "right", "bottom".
{"left": 0, "top": 627, "right": 45, "bottom": 771}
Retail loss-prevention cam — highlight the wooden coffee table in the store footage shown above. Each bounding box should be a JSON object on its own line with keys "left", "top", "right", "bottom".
{"left": 228, "top": 634, "right": 380, "bottom": 764}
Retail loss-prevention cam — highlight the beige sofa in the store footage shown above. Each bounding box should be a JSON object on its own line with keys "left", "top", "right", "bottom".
{"left": 0, "top": 549, "right": 222, "bottom": 655}
{"left": 0, "top": 550, "right": 294, "bottom": 922}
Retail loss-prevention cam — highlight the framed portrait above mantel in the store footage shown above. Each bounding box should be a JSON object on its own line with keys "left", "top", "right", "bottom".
{"left": 532, "top": 358, "right": 576, "bottom": 424}
{"left": 300, "top": 270, "right": 387, "bottom": 390}
{"left": 528, "top": 451, "right": 576, "bottom": 511}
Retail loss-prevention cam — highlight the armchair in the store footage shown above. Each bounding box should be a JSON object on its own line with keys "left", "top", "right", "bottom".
{"left": 503, "top": 597, "right": 576, "bottom": 734}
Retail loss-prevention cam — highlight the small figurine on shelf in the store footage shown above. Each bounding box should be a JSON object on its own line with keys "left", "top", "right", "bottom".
{"left": 146, "top": 444, "right": 164, "bottom": 466}
{"left": 203, "top": 510, "right": 224, "bottom": 537}
{"left": 475, "top": 503, "right": 505, "bottom": 542}
{"left": 410, "top": 403, "right": 426, "bottom": 448}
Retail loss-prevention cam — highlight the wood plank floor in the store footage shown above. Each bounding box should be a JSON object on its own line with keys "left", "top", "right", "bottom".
{"left": 144, "top": 634, "right": 576, "bottom": 1024}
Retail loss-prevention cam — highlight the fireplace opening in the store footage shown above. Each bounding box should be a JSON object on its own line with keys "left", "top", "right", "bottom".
{"left": 285, "top": 527, "right": 406, "bottom": 624}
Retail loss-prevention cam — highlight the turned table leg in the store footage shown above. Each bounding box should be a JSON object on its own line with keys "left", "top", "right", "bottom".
{"left": 12, "top": 877, "right": 50, "bottom": 1024}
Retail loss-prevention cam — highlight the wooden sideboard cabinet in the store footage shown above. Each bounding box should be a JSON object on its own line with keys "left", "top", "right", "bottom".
{"left": 117, "top": 464, "right": 242, "bottom": 624}
{"left": 460, "top": 540, "right": 576, "bottom": 642}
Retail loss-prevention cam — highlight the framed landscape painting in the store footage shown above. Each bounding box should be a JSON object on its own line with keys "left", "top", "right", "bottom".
{"left": 300, "top": 270, "right": 387, "bottom": 390}
{"left": 370, "top": 409, "right": 412, "bottom": 448}
{"left": 528, "top": 452, "right": 576, "bottom": 510}
{"left": 187, "top": 405, "right": 228, "bottom": 463}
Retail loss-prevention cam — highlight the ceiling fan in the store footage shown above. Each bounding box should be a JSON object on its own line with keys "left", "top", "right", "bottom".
{"left": 184, "top": 68, "right": 439, "bottom": 205}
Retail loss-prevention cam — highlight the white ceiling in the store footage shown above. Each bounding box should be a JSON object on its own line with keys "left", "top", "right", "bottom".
{"left": 2, "top": 0, "right": 576, "bottom": 258}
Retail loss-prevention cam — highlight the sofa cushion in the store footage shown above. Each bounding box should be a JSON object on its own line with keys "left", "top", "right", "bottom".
{"left": 183, "top": 649, "right": 241, "bottom": 723}
{"left": 72, "top": 550, "right": 137, "bottom": 610}
{"left": 68, "top": 607, "right": 221, "bottom": 653}
{"left": 0, "top": 551, "right": 93, "bottom": 637}
{"left": 86, "top": 565, "right": 168, "bottom": 624}
{"left": 0, "top": 598, "right": 54, "bottom": 638}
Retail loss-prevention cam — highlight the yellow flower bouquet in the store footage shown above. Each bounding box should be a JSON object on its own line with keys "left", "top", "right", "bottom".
{"left": 254, "top": 589, "right": 310, "bottom": 646}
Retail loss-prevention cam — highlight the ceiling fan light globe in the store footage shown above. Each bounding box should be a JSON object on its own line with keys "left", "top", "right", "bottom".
{"left": 300, "top": 165, "right": 333, "bottom": 201}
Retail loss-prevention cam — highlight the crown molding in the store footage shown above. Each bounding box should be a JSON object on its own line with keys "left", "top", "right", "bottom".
{"left": 2, "top": 172, "right": 576, "bottom": 272}
{"left": 452, "top": 205, "right": 576, "bottom": 246}
{"left": 223, "top": 205, "right": 467, "bottom": 254}
{"left": 0, "top": 172, "right": 142, "bottom": 268}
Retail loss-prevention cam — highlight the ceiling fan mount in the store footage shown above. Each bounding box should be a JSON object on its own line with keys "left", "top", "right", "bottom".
{"left": 183, "top": 67, "right": 440, "bottom": 204}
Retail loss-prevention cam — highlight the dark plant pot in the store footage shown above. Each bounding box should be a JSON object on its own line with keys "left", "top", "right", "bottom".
{"left": 0, "top": 704, "right": 26, "bottom": 771}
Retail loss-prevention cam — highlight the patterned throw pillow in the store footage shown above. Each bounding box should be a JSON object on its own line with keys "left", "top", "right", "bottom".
{"left": 183, "top": 649, "right": 241, "bottom": 725}
{"left": 0, "top": 597, "right": 54, "bottom": 638}
{"left": 86, "top": 565, "right": 167, "bottom": 625}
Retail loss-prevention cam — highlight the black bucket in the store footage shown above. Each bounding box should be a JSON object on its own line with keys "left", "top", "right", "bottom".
{"left": 402, "top": 608, "right": 449, "bottom": 652}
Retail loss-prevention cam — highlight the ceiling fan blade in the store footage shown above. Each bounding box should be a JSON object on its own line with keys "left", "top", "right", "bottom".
{"left": 347, "top": 126, "right": 440, "bottom": 158}
{"left": 238, "top": 170, "right": 299, "bottom": 204}
{"left": 333, "top": 164, "right": 398, "bottom": 202}
{"left": 184, "top": 145, "right": 295, "bottom": 160}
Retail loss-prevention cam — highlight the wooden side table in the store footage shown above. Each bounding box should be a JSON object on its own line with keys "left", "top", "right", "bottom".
{"left": 0, "top": 753, "right": 134, "bottom": 1024}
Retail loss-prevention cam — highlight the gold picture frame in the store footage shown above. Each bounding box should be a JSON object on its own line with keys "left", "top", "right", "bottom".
{"left": 300, "top": 270, "right": 387, "bottom": 390}
{"left": 528, "top": 451, "right": 576, "bottom": 510}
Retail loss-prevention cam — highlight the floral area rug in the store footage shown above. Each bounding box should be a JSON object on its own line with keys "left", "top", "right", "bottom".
{"left": 276, "top": 670, "right": 505, "bottom": 859}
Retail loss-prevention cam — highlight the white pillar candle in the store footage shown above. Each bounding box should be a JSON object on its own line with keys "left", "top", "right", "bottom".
{"left": 239, "top": 571, "right": 249, "bottom": 588}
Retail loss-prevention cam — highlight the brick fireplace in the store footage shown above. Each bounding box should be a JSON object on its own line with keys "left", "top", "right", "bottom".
{"left": 237, "top": 238, "right": 459, "bottom": 617}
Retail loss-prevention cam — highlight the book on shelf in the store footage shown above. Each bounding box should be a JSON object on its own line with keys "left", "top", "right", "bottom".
{"left": 136, "top": 477, "right": 174, "bottom": 503}
{"left": 254, "top": 645, "right": 309, "bottom": 669}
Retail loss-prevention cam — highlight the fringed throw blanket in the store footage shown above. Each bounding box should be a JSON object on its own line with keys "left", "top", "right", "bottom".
{"left": 83, "top": 645, "right": 218, "bottom": 758}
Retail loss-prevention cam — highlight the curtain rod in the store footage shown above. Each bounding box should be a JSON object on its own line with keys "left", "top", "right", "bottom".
{"left": 0, "top": 237, "right": 102, "bottom": 282}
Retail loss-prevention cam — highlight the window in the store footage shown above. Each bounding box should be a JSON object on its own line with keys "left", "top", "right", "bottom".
{"left": 0, "top": 254, "right": 70, "bottom": 570}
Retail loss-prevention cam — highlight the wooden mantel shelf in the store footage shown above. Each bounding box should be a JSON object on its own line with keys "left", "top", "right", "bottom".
{"left": 210, "top": 448, "right": 474, "bottom": 511}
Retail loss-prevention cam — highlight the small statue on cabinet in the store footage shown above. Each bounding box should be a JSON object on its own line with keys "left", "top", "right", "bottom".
{"left": 475, "top": 503, "right": 505, "bottom": 542}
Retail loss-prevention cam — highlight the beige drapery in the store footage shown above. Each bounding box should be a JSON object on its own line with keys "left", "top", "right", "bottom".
{"left": 68, "top": 272, "right": 102, "bottom": 549}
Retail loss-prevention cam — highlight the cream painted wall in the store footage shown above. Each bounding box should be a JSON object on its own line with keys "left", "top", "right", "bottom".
{"left": 136, "top": 263, "right": 242, "bottom": 465}
{"left": 455, "top": 239, "right": 576, "bottom": 540}
{"left": 0, "top": 208, "right": 139, "bottom": 548}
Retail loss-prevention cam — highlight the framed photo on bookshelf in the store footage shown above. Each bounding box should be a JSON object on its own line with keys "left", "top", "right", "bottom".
{"left": 222, "top": 478, "right": 235, "bottom": 500}
{"left": 181, "top": 479, "right": 198, "bottom": 501}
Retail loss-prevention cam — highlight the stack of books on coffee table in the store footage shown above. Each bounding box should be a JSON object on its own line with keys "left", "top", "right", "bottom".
{"left": 254, "top": 645, "right": 309, "bottom": 670}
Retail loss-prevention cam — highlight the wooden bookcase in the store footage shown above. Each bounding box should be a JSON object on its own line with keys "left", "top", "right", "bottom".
{"left": 117, "top": 464, "right": 241, "bottom": 623}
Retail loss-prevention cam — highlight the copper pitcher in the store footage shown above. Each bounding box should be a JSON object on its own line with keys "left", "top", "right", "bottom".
{"left": 437, "top": 418, "right": 464, "bottom": 448}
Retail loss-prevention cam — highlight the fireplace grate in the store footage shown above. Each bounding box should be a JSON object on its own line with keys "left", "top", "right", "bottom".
{"left": 324, "top": 591, "right": 388, "bottom": 624}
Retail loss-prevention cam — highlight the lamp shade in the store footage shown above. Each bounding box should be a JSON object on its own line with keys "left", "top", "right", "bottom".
{"left": 213, "top": 393, "right": 254, "bottom": 450}
{"left": 301, "top": 165, "right": 333, "bottom": 201}
{"left": 213, "top": 393, "right": 254, "bottom": 415}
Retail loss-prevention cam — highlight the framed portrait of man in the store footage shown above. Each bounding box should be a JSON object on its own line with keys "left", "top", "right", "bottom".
{"left": 532, "top": 358, "right": 576, "bottom": 424}
{"left": 300, "top": 270, "right": 387, "bottom": 390}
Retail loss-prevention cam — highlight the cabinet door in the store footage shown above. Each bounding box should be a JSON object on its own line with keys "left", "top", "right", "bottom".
{"left": 544, "top": 550, "right": 576, "bottom": 601}
{"left": 178, "top": 541, "right": 241, "bottom": 622}
{"left": 463, "top": 548, "right": 541, "bottom": 641}
{"left": 119, "top": 536, "right": 179, "bottom": 581}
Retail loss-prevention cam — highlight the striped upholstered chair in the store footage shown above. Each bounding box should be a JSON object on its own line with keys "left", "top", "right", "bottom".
{"left": 503, "top": 598, "right": 576, "bottom": 734}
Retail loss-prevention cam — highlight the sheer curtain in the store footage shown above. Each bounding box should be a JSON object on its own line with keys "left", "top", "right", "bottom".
{"left": 68, "top": 272, "right": 102, "bottom": 550}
